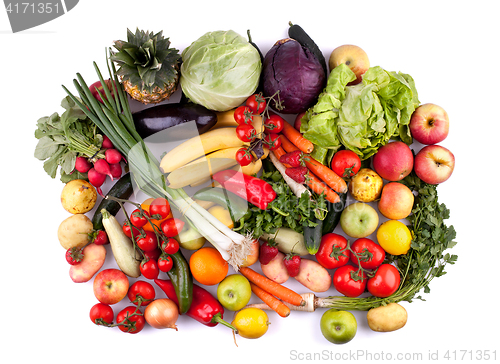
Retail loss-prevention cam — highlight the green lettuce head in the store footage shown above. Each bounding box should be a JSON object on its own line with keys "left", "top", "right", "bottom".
{"left": 180, "top": 30, "right": 262, "bottom": 112}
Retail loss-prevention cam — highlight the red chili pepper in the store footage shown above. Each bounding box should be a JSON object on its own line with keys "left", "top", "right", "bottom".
{"left": 154, "top": 279, "right": 237, "bottom": 331}
{"left": 212, "top": 169, "right": 276, "bottom": 210}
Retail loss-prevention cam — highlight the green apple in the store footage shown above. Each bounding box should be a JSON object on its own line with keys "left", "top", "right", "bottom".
{"left": 320, "top": 308, "right": 357, "bottom": 344}
{"left": 217, "top": 274, "right": 252, "bottom": 311}
{"left": 340, "top": 202, "right": 379, "bottom": 238}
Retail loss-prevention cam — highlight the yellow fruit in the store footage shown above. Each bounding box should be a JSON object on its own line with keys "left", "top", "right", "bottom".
{"left": 61, "top": 179, "right": 97, "bottom": 214}
{"left": 231, "top": 308, "right": 270, "bottom": 339}
{"left": 376, "top": 220, "right": 412, "bottom": 255}
{"left": 348, "top": 168, "right": 383, "bottom": 202}
{"left": 208, "top": 205, "right": 234, "bottom": 229}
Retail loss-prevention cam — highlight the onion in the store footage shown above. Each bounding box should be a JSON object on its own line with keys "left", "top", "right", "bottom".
{"left": 144, "top": 299, "right": 179, "bottom": 330}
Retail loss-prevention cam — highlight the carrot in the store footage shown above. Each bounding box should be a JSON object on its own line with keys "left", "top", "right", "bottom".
{"left": 280, "top": 134, "right": 347, "bottom": 194}
{"left": 250, "top": 282, "right": 291, "bottom": 318}
{"left": 272, "top": 146, "right": 291, "bottom": 168}
{"left": 239, "top": 267, "right": 305, "bottom": 307}
{"left": 281, "top": 121, "right": 314, "bottom": 154}
{"left": 307, "top": 172, "right": 340, "bottom": 204}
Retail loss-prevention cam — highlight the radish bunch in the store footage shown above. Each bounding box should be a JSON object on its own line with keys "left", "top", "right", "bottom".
{"left": 74, "top": 135, "right": 126, "bottom": 195}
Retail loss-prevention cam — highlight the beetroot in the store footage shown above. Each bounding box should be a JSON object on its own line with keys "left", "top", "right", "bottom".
{"left": 75, "top": 156, "right": 92, "bottom": 173}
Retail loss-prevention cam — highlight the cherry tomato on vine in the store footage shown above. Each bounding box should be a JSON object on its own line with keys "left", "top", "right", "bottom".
{"left": 333, "top": 265, "right": 367, "bottom": 298}
{"left": 89, "top": 303, "right": 114, "bottom": 326}
{"left": 350, "top": 238, "right": 385, "bottom": 270}
{"left": 136, "top": 231, "right": 158, "bottom": 252}
{"left": 330, "top": 150, "right": 361, "bottom": 179}
{"left": 127, "top": 280, "right": 155, "bottom": 306}
{"left": 367, "top": 264, "right": 401, "bottom": 298}
{"left": 144, "top": 247, "right": 162, "bottom": 261}
{"left": 236, "top": 123, "right": 256, "bottom": 142}
{"left": 234, "top": 105, "right": 254, "bottom": 125}
{"left": 161, "top": 218, "right": 185, "bottom": 238}
{"left": 140, "top": 258, "right": 159, "bottom": 280}
{"left": 116, "top": 306, "right": 145, "bottom": 334}
{"left": 161, "top": 237, "right": 180, "bottom": 255}
{"left": 130, "top": 209, "right": 149, "bottom": 228}
{"left": 158, "top": 254, "right": 174, "bottom": 273}
{"left": 235, "top": 147, "right": 253, "bottom": 167}
{"left": 149, "top": 197, "right": 171, "bottom": 220}
{"left": 245, "top": 93, "right": 267, "bottom": 114}
{"left": 315, "top": 233, "right": 351, "bottom": 269}
{"left": 122, "top": 221, "right": 141, "bottom": 239}
{"left": 264, "top": 114, "right": 285, "bottom": 134}
{"left": 263, "top": 133, "right": 281, "bottom": 150}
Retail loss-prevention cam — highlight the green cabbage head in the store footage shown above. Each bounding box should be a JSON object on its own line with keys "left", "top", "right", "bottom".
{"left": 180, "top": 30, "right": 262, "bottom": 112}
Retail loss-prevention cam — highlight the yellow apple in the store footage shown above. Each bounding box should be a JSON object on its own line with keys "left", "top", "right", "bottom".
{"left": 329, "top": 45, "right": 370, "bottom": 85}
{"left": 378, "top": 182, "right": 414, "bottom": 220}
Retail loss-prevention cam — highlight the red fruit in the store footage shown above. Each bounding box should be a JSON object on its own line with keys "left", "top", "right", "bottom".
{"left": 263, "top": 133, "right": 281, "bottom": 150}
{"left": 140, "top": 258, "right": 159, "bottom": 280}
{"left": 66, "top": 247, "right": 84, "bottom": 265}
{"left": 259, "top": 240, "right": 279, "bottom": 265}
{"left": 283, "top": 253, "right": 301, "bottom": 277}
{"left": 279, "top": 150, "right": 305, "bottom": 167}
{"left": 285, "top": 166, "right": 308, "bottom": 183}
{"left": 158, "top": 254, "right": 174, "bottom": 273}
{"left": 92, "top": 230, "right": 109, "bottom": 245}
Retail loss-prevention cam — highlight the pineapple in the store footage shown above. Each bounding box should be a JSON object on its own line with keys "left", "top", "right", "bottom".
{"left": 111, "top": 28, "right": 181, "bottom": 105}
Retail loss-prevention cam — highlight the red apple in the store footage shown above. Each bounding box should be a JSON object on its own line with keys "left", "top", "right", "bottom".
{"left": 294, "top": 111, "right": 306, "bottom": 131}
{"left": 93, "top": 268, "right": 129, "bottom": 305}
{"left": 329, "top": 45, "right": 370, "bottom": 85}
{"left": 414, "top": 145, "right": 455, "bottom": 184}
{"left": 372, "top": 141, "right": 414, "bottom": 181}
{"left": 378, "top": 182, "right": 414, "bottom": 220}
{"left": 409, "top": 103, "right": 449, "bottom": 145}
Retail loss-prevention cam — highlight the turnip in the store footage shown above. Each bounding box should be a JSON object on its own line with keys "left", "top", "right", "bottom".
{"left": 102, "top": 135, "right": 114, "bottom": 149}
{"left": 75, "top": 156, "right": 92, "bottom": 173}
{"left": 105, "top": 148, "right": 124, "bottom": 165}
{"left": 93, "top": 159, "right": 113, "bottom": 180}
{"left": 109, "top": 163, "right": 122, "bottom": 179}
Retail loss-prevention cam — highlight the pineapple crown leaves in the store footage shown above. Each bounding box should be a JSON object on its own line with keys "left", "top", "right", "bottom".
{"left": 111, "top": 28, "right": 181, "bottom": 93}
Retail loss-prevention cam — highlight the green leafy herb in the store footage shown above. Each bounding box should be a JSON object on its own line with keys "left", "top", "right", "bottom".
{"left": 34, "top": 96, "right": 104, "bottom": 181}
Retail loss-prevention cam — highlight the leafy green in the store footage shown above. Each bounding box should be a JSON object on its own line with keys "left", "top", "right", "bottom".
{"left": 34, "top": 96, "right": 103, "bottom": 181}
{"left": 300, "top": 64, "right": 420, "bottom": 162}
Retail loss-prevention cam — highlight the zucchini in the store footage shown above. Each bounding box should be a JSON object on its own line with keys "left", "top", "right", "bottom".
{"left": 303, "top": 217, "right": 323, "bottom": 255}
{"left": 92, "top": 173, "right": 133, "bottom": 230}
{"left": 288, "top": 22, "right": 327, "bottom": 76}
{"left": 322, "top": 191, "right": 348, "bottom": 235}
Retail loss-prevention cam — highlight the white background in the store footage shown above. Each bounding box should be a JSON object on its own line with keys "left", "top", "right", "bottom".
{"left": 1, "top": 1, "right": 499, "bottom": 363}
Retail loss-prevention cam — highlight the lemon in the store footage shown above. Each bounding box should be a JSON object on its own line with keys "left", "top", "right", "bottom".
{"left": 376, "top": 220, "right": 412, "bottom": 255}
{"left": 231, "top": 308, "right": 270, "bottom": 339}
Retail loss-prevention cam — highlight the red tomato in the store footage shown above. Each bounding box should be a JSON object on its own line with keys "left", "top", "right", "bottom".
{"left": 367, "top": 264, "right": 401, "bottom": 298}
{"left": 245, "top": 93, "right": 266, "bottom": 114}
{"left": 161, "top": 237, "right": 180, "bottom": 255}
{"left": 350, "top": 238, "right": 386, "bottom": 270}
{"left": 263, "top": 133, "right": 281, "bottom": 151}
{"left": 122, "top": 221, "right": 141, "bottom": 239}
{"left": 149, "top": 198, "right": 171, "bottom": 220}
{"left": 263, "top": 114, "right": 285, "bottom": 134}
{"left": 144, "top": 247, "right": 162, "bottom": 261}
{"left": 127, "top": 281, "right": 155, "bottom": 306}
{"left": 130, "top": 209, "right": 149, "bottom": 228}
{"left": 116, "top": 306, "right": 145, "bottom": 334}
{"left": 140, "top": 258, "right": 159, "bottom": 280}
{"left": 89, "top": 303, "right": 114, "bottom": 325}
{"left": 235, "top": 147, "right": 253, "bottom": 167}
{"left": 136, "top": 231, "right": 158, "bottom": 252}
{"left": 333, "top": 265, "right": 367, "bottom": 298}
{"left": 234, "top": 105, "right": 254, "bottom": 124}
{"left": 161, "top": 218, "right": 185, "bottom": 238}
{"left": 316, "top": 233, "right": 351, "bottom": 269}
{"left": 158, "top": 254, "right": 174, "bottom": 273}
{"left": 236, "top": 123, "right": 256, "bottom": 142}
{"left": 330, "top": 150, "right": 361, "bottom": 178}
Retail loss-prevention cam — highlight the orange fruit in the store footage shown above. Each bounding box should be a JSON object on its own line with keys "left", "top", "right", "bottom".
{"left": 140, "top": 198, "right": 172, "bottom": 233}
{"left": 189, "top": 247, "right": 228, "bottom": 286}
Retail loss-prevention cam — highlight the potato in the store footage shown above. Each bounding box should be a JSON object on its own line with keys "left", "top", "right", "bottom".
{"left": 348, "top": 168, "right": 383, "bottom": 202}
{"left": 294, "top": 258, "right": 331, "bottom": 292}
{"left": 261, "top": 252, "right": 289, "bottom": 284}
{"left": 61, "top": 179, "right": 97, "bottom": 214}
{"left": 58, "top": 214, "right": 93, "bottom": 249}
{"left": 367, "top": 302, "right": 408, "bottom": 332}
{"left": 260, "top": 228, "right": 308, "bottom": 256}
{"left": 69, "top": 243, "right": 107, "bottom": 283}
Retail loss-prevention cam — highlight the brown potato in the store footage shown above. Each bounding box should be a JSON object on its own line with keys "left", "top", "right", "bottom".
{"left": 58, "top": 214, "right": 93, "bottom": 250}
{"left": 261, "top": 252, "right": 289, "bottom": 284}
{"left": 367, "top": 302, "right": 408, "bottom": 332}
{"left": 348, "top": 168, "right": 383, "bottom": 202}
{"left": 61, "top": 179, "right": 97, "bottom": 214}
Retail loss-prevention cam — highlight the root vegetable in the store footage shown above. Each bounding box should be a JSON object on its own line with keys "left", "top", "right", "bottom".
{"left": 260, "top": 228, "right": 308, "bottom": 256}
{"left": 105, "top": 148, "right": 124, "bottom": 165}
{"left": 88, "top": 168, "right": 106, "bottom": 188}
{"left": 75, "top": 156, "right": 92, "bottom": 173}
{"left": 69, "top": 243, "right": 107, "bottom": 283}
{"left": 58, "top": 214, "right": 93, "bottom": 250}
{"left": 94, "top": 159, "right": 113, "bottom": 180}
{"left": 102, "top": 135, "right": 114, "bottom": 149}
{"left": 367, "top": 303, "right": 407, "bottom": 332}
{"left": 294, "top": 258, "right": 331, "bottom": 292}
{"left": 61, "top": 179, "right": 97, "bottom": 214}
{"left": 260, "top": 251, "right": 289, "bottom": 284}
{"left": 144, "top": 299, "right": 179, "bottom": 330}
{"left": 109, "top": 163, "right": 122, "bottom": 179}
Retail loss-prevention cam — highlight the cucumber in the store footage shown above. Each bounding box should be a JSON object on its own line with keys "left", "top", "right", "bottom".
{"left": 92, "top": 173, "right": 133, "bottom": 230}
{"left": 193, "top": 186, "right": 249, "bottom": 223}
{"left": 322, "top": 191, "right": 348, "bottom": 235}
{"left": 288, "top": 22, "right": 327, "bottom": 76}
{"left": 303, "top": 216, "right": 323, "bottom": 255}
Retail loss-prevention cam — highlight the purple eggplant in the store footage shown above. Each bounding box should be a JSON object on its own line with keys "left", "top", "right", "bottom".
{"left": 262, "top": 38, "right": 326, "bottom": 114}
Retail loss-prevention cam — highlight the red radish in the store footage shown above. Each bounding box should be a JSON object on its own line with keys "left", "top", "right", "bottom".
{"left": 109, "top": 163, "right": 122, "bottom": 179}
{"left": 89, "top": 79, "right": 115, "bottom": 104}
{"left": 75, "top": 156, "right": 92, "bottom": 173}
{"left": 88, "top": 168, "right": 106, "bottom": 196}
{"left": 105, "top": 148, "right": 124, "bottom": 165}
{"left": 93, "top": 159, "right": 114, "bottom": 180}
{"left": 102, "top": 135, "right": 114, "bottom": 149}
